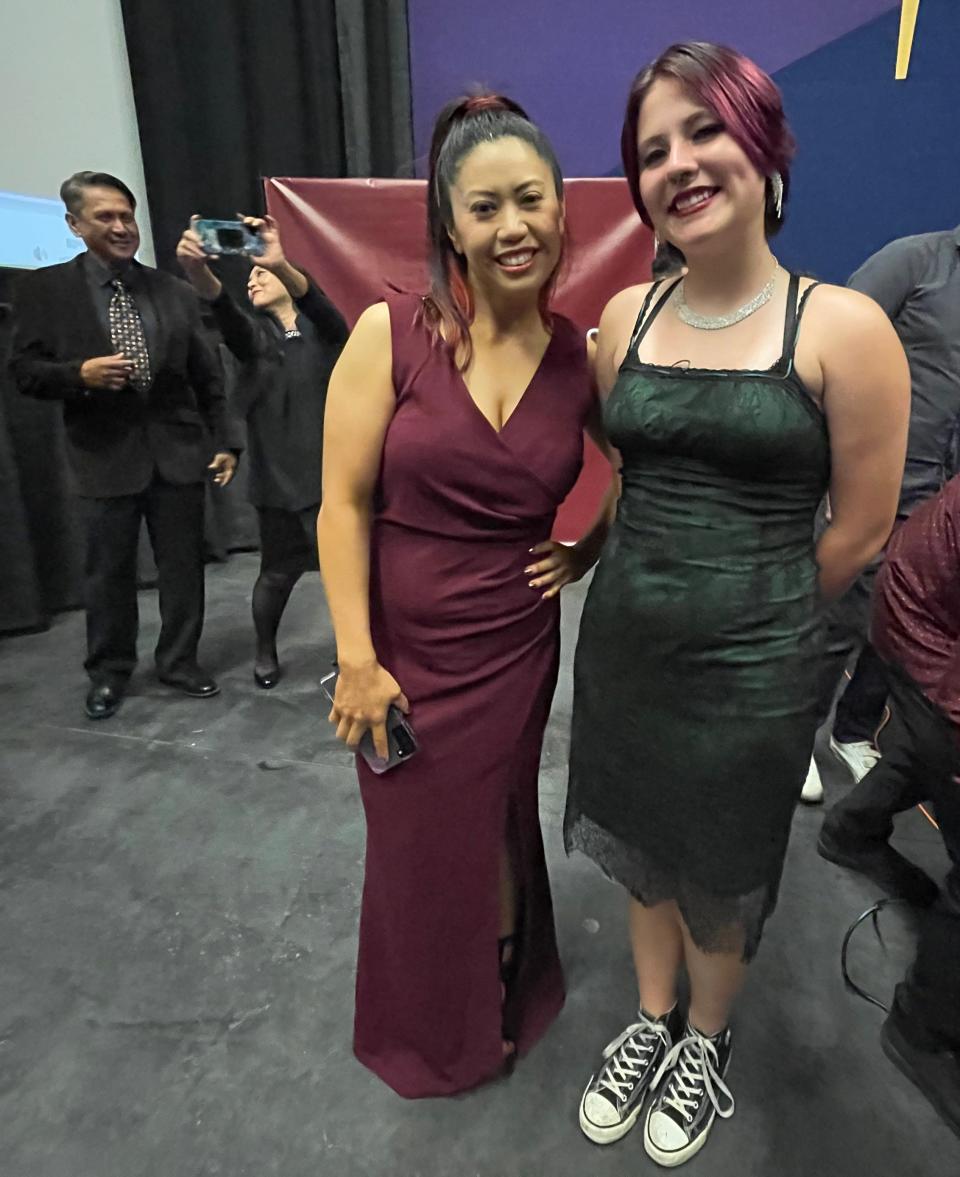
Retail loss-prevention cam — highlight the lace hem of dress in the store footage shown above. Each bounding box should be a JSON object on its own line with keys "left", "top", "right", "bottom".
{"left": 564, "top": 811, "right": 778, "bottom": 962}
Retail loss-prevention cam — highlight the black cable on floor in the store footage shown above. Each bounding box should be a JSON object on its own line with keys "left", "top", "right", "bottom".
{"left": 840, "top": 897, "right": 911, "bottom": 1013}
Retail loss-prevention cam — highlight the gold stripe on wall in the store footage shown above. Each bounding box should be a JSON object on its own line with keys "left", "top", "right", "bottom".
{"left": 896, "top": 0, "right": 921, "bottom": 79}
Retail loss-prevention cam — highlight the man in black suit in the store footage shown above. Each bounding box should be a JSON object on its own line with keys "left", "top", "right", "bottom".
{"left": 10, "top": 171, "right": 237, "bottom": 719}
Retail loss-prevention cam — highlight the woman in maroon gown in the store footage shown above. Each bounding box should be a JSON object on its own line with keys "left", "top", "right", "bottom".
{"left": 317, "top": 94, "right": 614, "bottom": 1097}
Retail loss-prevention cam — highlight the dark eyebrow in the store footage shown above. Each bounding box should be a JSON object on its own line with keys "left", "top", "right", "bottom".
{"left": 463, "top": 178, "right": 545, "bottom": 199}
{"left": 637, "top": 110, "right": 715, "bottom": 154}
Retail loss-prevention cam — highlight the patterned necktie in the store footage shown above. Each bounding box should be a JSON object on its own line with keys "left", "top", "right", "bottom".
{"left": 108, "top": 279, "right": 152, "bottom": 391}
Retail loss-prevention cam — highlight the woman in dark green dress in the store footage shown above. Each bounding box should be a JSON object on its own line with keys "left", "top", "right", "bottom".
{"left": 566, "top": 43, "right": 910, "bottom": 1167}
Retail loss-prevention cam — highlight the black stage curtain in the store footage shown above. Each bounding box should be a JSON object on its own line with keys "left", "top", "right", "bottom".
{"left": 119, "top": 0, "right": 414, "bottom": 270}
{"left": 0, "top": 301, "right": 63, "bottom": 633}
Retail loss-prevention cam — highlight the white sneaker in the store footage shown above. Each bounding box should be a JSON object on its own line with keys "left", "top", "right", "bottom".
{"left": 800, "top": 756, "right": 824, "bottom": 804}
{"left": 579, "top": 1008, "right": 683, "bottom": 1144}
{"left": 829, "top": 737, "right": 880, "bottom": 783}
{"left": 643, "top": 1024, "right": 734, "bottom": 1167}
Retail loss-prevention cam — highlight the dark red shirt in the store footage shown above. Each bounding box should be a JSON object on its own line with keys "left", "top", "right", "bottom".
{"left": 872, "top": 474, "right": 960, "bottom": 727}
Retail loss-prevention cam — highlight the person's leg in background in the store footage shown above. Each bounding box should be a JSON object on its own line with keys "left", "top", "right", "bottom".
{"left": 804, "top": 569, "right": 870, "bottom": 802}
{"left": 146, "top": 475, "right": 217, "bottom": 694}
{"left": 881, "top": 704, "right": 960, "bottom": 1138}
{"left": 251, "top": 506, "right": 314, "bottom": 688}
{"left": 830, "top": 640, "right": 889, "bottom": 777}
{"left": 815, "top": 596, "right": 863, "bottom": 731}
{"left": 81, "top": 492, "right": 143, "bottom": 718}
{"left": 818, "top": 668, "right": 938, "bottom": 906}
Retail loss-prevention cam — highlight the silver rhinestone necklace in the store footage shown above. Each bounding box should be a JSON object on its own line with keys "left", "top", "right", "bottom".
{"left": 672, "top": 265, "right": 780, "bottom": 331}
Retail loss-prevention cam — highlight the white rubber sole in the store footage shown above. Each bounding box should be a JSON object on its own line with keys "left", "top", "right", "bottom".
{"left": 578, "top": 1078, "right": 645, "bottom": 1145}
{"left": 643, "top": 1110, "right": 715, "bottom": 1167}
{"left": 642, "top": 1046, "right": 734, "bottom": 1167}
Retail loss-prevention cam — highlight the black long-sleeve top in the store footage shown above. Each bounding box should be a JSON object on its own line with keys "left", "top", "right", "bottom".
{"left": 210, "top": 274, "right": 348, "bottom": 511}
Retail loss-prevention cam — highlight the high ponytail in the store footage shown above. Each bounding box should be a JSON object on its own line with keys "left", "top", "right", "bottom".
{"left": 422, "top": 92, "right": 565, "bottom": 369}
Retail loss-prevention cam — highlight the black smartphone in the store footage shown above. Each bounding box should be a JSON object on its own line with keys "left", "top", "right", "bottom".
{"left": 320, "top": 669, "right": 418, "bottom": 775}
{"left": 194, "top": 219, "right": 265, "bottom": 257}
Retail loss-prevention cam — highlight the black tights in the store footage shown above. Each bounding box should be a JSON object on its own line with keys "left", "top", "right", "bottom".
{"left": 252, "top": 568, "right": 302, "bottom": 672}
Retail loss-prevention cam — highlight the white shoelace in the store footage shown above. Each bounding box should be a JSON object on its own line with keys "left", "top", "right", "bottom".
{"left": 651, "top": 1032, "right": 735, "bottom": 1125}
{"left": 596, "top": 1015, "right": 671, "bottom": 1102}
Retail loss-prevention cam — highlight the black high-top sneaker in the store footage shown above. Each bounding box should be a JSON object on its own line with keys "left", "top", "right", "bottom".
{"left": 643, "top": 1021, "right": 734, "bottom": 1167}
{"left": 579, "top": 1006, "right": 684, "bottom": 1145}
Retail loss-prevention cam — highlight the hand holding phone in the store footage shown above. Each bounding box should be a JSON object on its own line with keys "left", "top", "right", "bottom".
{"left": 321, "top": 665, "right": 417, "bottom": 775}
{"left": 235, "top": 214, "right": 287, "bottom": 272}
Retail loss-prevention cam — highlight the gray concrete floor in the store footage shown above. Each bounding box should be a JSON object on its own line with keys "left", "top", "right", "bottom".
{"left": 0, "top": 553, "right": 956, "bottom": 1176}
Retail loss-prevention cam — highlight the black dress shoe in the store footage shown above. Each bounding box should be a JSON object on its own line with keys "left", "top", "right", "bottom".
{"left": 158, "top": 670, "right": 220, "bottom": 698}
{"left": 253, "top": 665, "right": 283, "bottom": 690}
{"left": 85, "top": 682, "right": 123, "bottom": 720}
{"left": 817, "top": 823, "right": 939, "bottom": 907}
{"left": 882, "top": 1000, "right": 960, "bottom": 1139}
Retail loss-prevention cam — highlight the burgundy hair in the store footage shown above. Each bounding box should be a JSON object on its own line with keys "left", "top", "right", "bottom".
{"left": 620, "top": 42, "right": 796, "bottom": 235}
{"left": 422, "top": 93, "right": 566, "bottom": 369}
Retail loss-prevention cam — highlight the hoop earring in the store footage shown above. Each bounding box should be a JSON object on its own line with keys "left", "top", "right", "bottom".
{"left": 770, "top": 172, "right": 784, "bottom": 220}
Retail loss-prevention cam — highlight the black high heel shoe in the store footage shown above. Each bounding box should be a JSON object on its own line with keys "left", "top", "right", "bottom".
{"left": 253, "top": 664, "right": 283, "bottom": 689}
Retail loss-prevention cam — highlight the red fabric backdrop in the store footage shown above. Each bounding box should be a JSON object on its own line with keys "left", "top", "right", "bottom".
{"left": 264, "top": 178, "right": 652, "bottom": 538}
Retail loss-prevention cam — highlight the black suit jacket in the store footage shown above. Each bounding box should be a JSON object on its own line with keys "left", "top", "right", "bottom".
{"left": 10, "top": 255, "right": 231, "bottom": 497}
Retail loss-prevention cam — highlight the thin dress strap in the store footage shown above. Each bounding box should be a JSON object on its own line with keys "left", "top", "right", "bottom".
{"left": 627, "top": 277, "right": 683, "bottom": 353}
{"left": 785, "top": 279, "right": 822, "bottom": 362}
{"left": 778, "top": 272, "right": 801, "bottom": 360}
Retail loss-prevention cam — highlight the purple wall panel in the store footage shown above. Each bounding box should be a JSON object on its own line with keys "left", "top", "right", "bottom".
{"left": 408, "top": 1, "right": 897, "bottom": 175}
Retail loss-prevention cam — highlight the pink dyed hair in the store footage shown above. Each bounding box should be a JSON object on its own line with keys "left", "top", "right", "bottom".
{"left": 620, "top": 42, "right": 796, "bottom": 235}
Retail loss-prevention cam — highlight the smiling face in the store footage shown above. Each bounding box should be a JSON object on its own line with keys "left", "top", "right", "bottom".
{"left": 445, "top": 136, "right": 564, "bottom": 303}
{"left": 247, "top": 265, "right": 288, "bottom": 312}
{"left": 635, "top": 76, "right": 768, "bottom": 255}
{"left": 66, "top": 185, "right": 140, "bottom": 265}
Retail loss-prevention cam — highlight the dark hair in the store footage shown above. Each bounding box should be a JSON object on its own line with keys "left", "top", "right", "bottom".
{"left": 651, "top": 239, "right": 686, "bottom": 280}
{"left": 422, "top": 93, "right": 565, "bottom": 368}
{"left": 621, "top": 42, "right": 795, "bottom": 237}
{"left": 60, "top": 171, "right": 137, "bottom": 216}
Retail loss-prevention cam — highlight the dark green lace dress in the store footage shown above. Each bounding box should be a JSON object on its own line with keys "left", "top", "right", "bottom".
{"left": 565, "top": 274, "right": 830, "bottom": 959}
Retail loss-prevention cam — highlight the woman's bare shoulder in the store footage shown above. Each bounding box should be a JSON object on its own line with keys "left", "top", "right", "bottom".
{"left": 799, "top": 281, "right": 893, "bottom": 341}
{"left": 599, "top": 283, "right": 657, "bottom": 333}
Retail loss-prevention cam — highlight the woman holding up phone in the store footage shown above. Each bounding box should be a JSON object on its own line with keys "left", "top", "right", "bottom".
{"left": 177, "top": 214, "right": 348, "bottom": 688}
{"left": 318, "top": 94, "right": 616, "bottom": 1097}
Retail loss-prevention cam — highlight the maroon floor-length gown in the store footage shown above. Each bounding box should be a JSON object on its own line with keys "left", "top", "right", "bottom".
{"left": 352, "top": 291, "right": 594, "bottom": 1098}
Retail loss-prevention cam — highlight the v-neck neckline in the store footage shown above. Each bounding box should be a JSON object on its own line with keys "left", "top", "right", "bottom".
{"left": 456, "top": 327, "right": 556, "bottom": 437}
